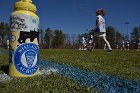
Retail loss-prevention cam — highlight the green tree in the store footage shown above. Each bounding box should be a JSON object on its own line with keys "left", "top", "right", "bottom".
{"left": 130, "top": 26, "right": 140, "bottom": 49}
{"left": 53, "top": 29, "right": 64, "bottom": 48}
{"left": 115, "top": 31, "right": 122, "bottom": 44}
{"left": 131, "top": 26, "right": 140, "bottom": 41}
{"left": 106, "top": 26, "right": 116, "bottom": 48}
{"left": 0, "top": 22, "right": 9, "bottom": 46}
{"left": 0, "top": 22, "right": 7, "bottom": 40}
{"left": 64, "top": 34, "right": 71, "bottom": 48}
{"left": 39, "top": 29, "right": 44, "bottom": 48}
{"left": 44, "top": 28, "right": 53, "bottom": 49}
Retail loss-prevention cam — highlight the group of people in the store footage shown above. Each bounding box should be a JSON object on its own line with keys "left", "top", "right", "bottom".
{"left": 119, "top": 40, "right": 130, "bottom": 51}
{"left": 79, "top": 35, "right": 95, "bottom": 51}
{"left": 79, "top": 9, "right": 112, "bottom": 52}
{"left": 118, "top": 38, "right": 140, "bottom": 51}
{"left": 79, "top": 36, "right": 140, "bottom": 51}
{"left": 79, "top": 9, "right": 140, "bottom": 52}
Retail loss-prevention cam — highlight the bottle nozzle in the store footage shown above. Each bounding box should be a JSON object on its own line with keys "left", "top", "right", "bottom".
{"left": 21, "top": 0, "right": 32, "bottom": 3}
{"left": 15, "top": 0, "right": 36, "bottom": 13}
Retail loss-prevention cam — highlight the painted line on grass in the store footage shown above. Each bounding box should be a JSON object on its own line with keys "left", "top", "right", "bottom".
{"left": 40, "top": 60, "right": 140, "bottom": 93}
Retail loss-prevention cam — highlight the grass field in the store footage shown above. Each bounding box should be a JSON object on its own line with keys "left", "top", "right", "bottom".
{"left": 40, "top": 49, "right": 140, "bottom": 82}
{"left": 0, "top": 48, "right": 140, "bottom": 93}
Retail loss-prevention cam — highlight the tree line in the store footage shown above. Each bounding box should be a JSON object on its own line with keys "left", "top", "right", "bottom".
{"left": 0, "top": 22, "right": 9, "bottom": 47}
{"left": 0, "top": 21, "right": 140, "bottom": 49}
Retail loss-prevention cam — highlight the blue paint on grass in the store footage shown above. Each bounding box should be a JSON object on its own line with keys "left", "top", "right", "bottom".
{"left": 40, "top": 60, "right": 140, "bottom": 93}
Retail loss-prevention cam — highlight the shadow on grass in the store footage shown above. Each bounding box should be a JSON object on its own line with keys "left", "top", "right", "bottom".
{"left": 0, "top": 65, "right": 9, "bottom": 74}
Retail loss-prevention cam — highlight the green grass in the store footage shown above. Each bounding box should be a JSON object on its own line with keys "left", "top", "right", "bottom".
{"left": 0, "top": 49, "right": 140, "bottom": 93}
{"left": 0, "top": 54, "right": 9, "bottom": 74}
{"left": 40, "top": 49, "right": 140, "bottom": 82}
{"left": 0, "top": 49, "right": 99, "bottom": 93}
{"left": 0, "top": 75, "right": 97, "bottom": 93}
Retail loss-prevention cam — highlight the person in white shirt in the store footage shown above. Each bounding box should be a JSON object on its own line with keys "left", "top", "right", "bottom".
{"left": 82, "top": 36, "right": 87, "bottom": 50}
{"left": 89, "top": 35, "right": 93, "bottom": 45}
{"left": 126, "top": 40, "right": 130, "bottom": 51}
{"left": 7, "top": 40, "right": 9, "bottom": 49}
{"left": 79, "top": 36, "right": 87, "bottom": 50}
{"left": 121, "top": 40, "right": 126, "bottom": 50}
{"left": 116, "top": 44, "right": 119, "bottom": 50}
{"left": 137, "top": 38, "right": 140, "bottom": 51}
{"left": 94, "top": 9, "right": 112, "bottom": 52}
{"left": 88, "top": 35, "right": 95, "bottom": 51}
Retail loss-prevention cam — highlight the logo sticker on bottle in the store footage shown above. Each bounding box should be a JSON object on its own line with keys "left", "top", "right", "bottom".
{"left": 14, "top": 43, "right": 39, "bottom": 75}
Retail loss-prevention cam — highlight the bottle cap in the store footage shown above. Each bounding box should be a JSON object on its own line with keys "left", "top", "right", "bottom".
{"left": 14, "top": 0, "right": 37, "bottom": 13}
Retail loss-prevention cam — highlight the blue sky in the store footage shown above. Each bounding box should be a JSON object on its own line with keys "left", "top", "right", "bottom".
{"left": 0, "top": 0, "right": 140, "bottom": 35}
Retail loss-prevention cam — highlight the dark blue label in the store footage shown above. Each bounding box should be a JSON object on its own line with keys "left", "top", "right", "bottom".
{"left": 14, "top": 43, "right": 39, "bottom": 75}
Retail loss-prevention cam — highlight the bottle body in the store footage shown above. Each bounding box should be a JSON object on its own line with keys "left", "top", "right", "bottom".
{"left": 9, "top": 9, "right": 40, "bottom": 77}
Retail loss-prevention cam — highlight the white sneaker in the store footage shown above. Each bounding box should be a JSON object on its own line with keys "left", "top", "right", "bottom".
{"left": 84, "top": 48, "right": 87, "bottom": 50}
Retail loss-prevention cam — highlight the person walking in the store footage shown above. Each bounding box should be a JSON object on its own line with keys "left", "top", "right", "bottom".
{"left": 94, "top": 9, "right": 112, "bottom": 52}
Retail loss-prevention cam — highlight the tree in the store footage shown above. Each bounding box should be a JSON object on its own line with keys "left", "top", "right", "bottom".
{"left": 106, "top": 26, "right": 116, "bottom": 48}
{"left": 131, "top": 26, "right": 140, "bottom": 41}
{"left": 53, "top": 29, "right": 64, "bottom": 48}
{"left": 0, "top": 22, "right": 9, "bottom": 47}
{"left": 0, "top": 22, "right": 7, "bottom": 41}
{"left": 44, "top": 28, "right": 53, "bottom": 49}
{"left": 115, "top": 31, "right": 122, "bottom": 45}
{"left": 39, "top": 29, "right": 44, "bottom": 48}
{"left": 64, "top": 34, "right": 71, "bottom": 48}
{"left": 130, "top": 26, "right": 140, "bottom": 49}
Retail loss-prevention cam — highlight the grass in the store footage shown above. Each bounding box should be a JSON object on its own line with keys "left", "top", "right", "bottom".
{"left": 0, "top": 54, "right": 8, "bottom": 74}
{"left": 40, "top": 49, "right": 140, "bottom": 82}
{"left": 0, "top": 48, "right": 140, "bottom": 93}
{"left": 0, "top": 75, "right": 97, "bottom": 93}
{"left": 0, "top": 48, "right": 99, "bottom": 93}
